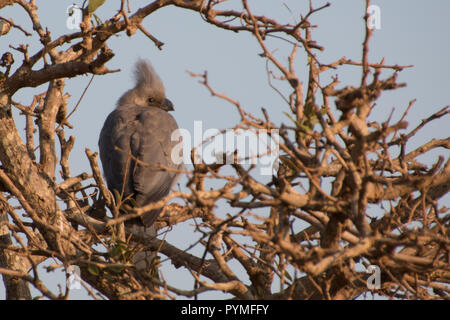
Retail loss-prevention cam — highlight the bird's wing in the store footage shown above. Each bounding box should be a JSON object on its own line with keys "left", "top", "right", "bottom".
{"left": 130, "top": 107, "right": 182, "bottom": 226}
{"left": 99, "top": 106, "right": 182, "bottom": 227}
{"left": 99, "top": 108, "right": 137, "bottom": 199}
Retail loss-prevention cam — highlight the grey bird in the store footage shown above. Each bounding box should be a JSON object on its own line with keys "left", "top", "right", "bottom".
{"left": 99, "top": 59, "right": 182, "bottom": 228}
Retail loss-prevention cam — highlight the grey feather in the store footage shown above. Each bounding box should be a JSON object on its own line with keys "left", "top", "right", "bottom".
{"left": 117, "top": 59, "right": 166, "bottom": 108}
{"left": 99, "top": 60, "right": 182, "bottom": 227}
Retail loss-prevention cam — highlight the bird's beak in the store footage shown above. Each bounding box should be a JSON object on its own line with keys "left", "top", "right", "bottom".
{"left": 161, "top": 98, "right": 174, "bottom": 111}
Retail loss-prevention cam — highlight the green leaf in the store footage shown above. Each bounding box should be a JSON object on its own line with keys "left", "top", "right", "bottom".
{"left": 299, "top": 124, "right": 312, "bottom": 133}
{"left": 103, "top": 273, "right": 114, "bottom": 281}
{"left": 284, "top": 271, "right": 293, "bottom": 282}
{"left": 87, "top": 264, "right": 100, "bottom": 276}
{"left": 279, "top": 155, "right": 300, "bottom": 174}
{"left": 283, "top": 112, "right": 301, "bottom": 128}
{"left": 112, "top": 189, "right": 122, "bottom": 203}
{"left": 87, "top": 0, "right": 106, "bottom": 13}
{"left": 109, "top": 246, "right": 122, "bottom": 260}
{"left": 128, "top": 198, "right": 138, "bottom": 207}
{"left": 114, "top": 239, "right": 128, "bottom": 246}
{"left": 107, "top": 265, "right": 124, "bottom": 274}
{"left": 92, "top": 13, "right": 103, "bottom": 26}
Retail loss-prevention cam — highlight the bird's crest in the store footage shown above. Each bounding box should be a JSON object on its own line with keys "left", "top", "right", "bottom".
{"left": 133, "top": 59, "right": 165, "bottom": 95}
{"left": 117, "top": 59, "right": 166, "bottom": 107}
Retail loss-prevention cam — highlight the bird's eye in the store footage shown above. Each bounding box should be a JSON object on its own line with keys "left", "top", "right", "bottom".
{"left": 147, "top": 97, "right": 155, "bottom": 104}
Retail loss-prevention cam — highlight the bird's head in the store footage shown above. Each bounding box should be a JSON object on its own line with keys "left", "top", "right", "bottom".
{"left": 117, "top": 59, "right": 174, "bottom": 111}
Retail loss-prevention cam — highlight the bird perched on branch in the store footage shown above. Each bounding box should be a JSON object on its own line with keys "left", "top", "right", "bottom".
{"left": 99, "top": 59, "right": 182, "bottom": 228}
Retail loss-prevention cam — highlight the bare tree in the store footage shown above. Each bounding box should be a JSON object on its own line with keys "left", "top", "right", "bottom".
{"left": 0, "top": 0, "right": 448, "bottom": 300}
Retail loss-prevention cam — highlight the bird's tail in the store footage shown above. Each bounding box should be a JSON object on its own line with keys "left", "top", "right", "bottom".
{"left": 141, "top": 208, "right": 162, "bottom": 228}
{"left": 129, "top": 224, "right": 158, "bottom": 274}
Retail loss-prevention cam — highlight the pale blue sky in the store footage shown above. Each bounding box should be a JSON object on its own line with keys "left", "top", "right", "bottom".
{"left": 0, "top": 0, "right": 449, "bottom": 299}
